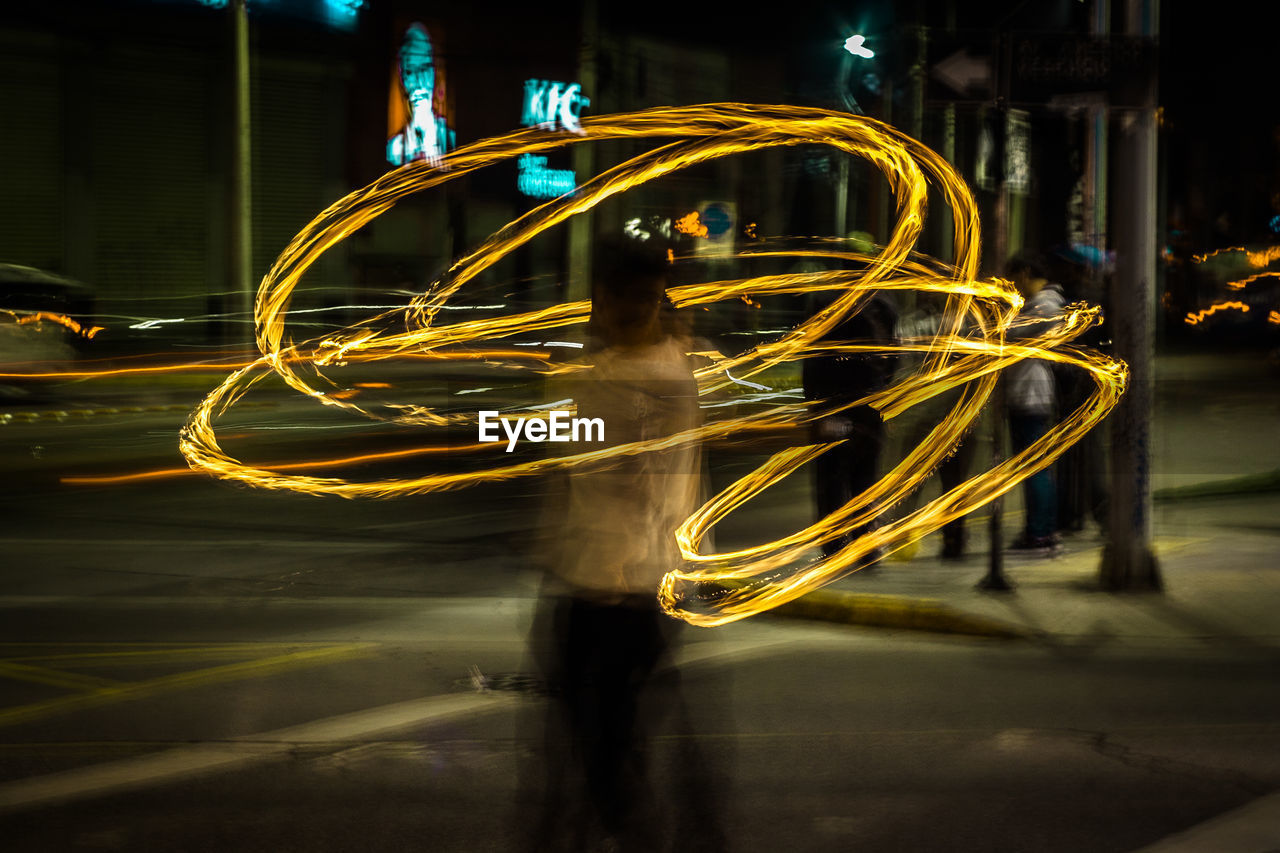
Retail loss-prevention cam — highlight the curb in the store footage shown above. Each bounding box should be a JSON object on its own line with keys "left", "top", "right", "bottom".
{"left": 1153, "top": 468, "right": 1280, "bottom": 501}
{"left": 773, "top": 588, "right": 1027, "bottom": 639}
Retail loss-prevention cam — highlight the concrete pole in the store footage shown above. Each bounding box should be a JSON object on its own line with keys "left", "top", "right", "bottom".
{"left": 1100, "top": 0, "right": 1162, "bottom": 590}
{"left": 979, "top": 34, "right": 1013, "bottom": 593}
{"left": 907, "top": 24, "right": 926, "bottom": 144}
{"left": 565, "top": 0, "right": 597, "bottom": 307}
{"left": 1087, "top": 0, "right": 1110, "bottom": 299}
{"left": 938, "top": 0, "right": 957, "bottom": 265}
{"left": 939, "top": 105, "right": 956, "bottom": 264}
{"left": 232, "top": 0, "right": 253, "bottom": 346}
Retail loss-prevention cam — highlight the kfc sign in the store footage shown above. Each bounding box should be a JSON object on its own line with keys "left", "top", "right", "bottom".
{"left": 521, "top": 79, "right": 589, "bottom": 134}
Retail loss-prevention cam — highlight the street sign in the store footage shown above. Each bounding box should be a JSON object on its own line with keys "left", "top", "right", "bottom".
{"left": 927, "top": 33, "right": 1155, "bottom": 108}
{"left": 1005, "top": 109, "right": 1031, "bottom": 195}
{"left": 1009, "top": 35, "right": 1156, "bottom": 107}
{"left": 932, "top": 48, "right": 991, "bottom": 96}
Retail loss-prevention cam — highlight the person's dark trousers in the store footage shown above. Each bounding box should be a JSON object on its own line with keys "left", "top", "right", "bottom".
{"left": 559, "top": 596, "right": 669, "bottom": 847}
{"left": 938, "top": 432, "right": 976, "bottom": 556}
{"left": 1009, "top": 412, "right": 1057, "bottom": 540}
{"left": 814, "top": 406, "right": 885, "bottom": 558}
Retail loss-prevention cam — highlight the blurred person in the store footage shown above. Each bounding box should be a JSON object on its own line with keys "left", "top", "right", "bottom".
{"left": 1047, "top": 247, "right": 1110, "bottom": 536}
{"left": 889, "top": 293, "right": 979, "bottom": 560}
{"left": 802, "top": 282, "right": 899, "bottom": 564}
{"left": 1004, "top": 249, "right": 1066, "bottom": 556}
{"left": 519, "top": 239, "right": 725, "bottom": 852}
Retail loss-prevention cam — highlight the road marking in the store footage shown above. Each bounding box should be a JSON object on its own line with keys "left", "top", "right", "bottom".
{"left": 0, "top": 538, "right": 386, "bottom": 549}
{"left": 0, "top": 661, "right": 119, "bottom": 692}
{"left": 0, "top": 694, "right": 515, "bottom": 813}
{"left": 0, "top": 643, "right": 375, "bottom": 729}
{"left": 1131, "top": 790, "right": 1280, "bottom": 852}
{"left": 0, "top": 633, "right": 795, "bottom": 813}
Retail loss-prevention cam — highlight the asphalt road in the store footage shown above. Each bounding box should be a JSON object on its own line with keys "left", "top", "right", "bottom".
{"left": 1, "top": 350, "right": 1278, "bottom": 850}
{"left": 0, "top": 605, "right": 1275, "bottom": 852}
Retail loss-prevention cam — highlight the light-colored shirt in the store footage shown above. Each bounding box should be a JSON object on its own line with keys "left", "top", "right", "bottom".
{"left": 553, "top": 337, "right": 703, "bottom": 599}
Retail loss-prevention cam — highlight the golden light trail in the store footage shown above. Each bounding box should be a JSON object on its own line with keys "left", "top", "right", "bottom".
{"left": 1184, "top": 301, "right": 1250, "bottom": 325}
{"left": 179, "top": 103, "right": 1126, "bottom": 626}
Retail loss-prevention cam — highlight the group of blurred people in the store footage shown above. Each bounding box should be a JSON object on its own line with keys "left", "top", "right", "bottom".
{"left": 801, "top": 244, "right": 1108, "bottom": 565}
{"left": 515, "top": 236, "right": 1106, "bottom": 850}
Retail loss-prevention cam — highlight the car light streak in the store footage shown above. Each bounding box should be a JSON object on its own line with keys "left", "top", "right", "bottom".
{"left": 1225, "top": 272, "right": 1280, "bottom": 290}
{"left": 177, "top": 103, "right": 1125, "bottom": 626}
{"left": 3, "top": 310, "right": 104, "bottom": 340}
{"left": 62, "top": 442, "right": 494, "bottom": 485}
{"left": 0, "top": 348, "right": 549, "bottom": 381}
{"left": 1193, "top": 245, "right": 1280, "bottom": 267}
{"left": 1184, "top": 301, "right": 1250, "bottom": 325}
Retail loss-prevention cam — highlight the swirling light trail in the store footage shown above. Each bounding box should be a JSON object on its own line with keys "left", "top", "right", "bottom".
{"left": 178, "top": 104, "right": 1126, "bottom": 626}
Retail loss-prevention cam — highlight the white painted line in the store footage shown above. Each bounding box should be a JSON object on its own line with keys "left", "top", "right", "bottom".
{"left": 1130, "top": 791, "right": 1280, "bottom": 852}
{"left": 0, "top": 692, "right": 513, "bottom": 813}
{"left": 0, "top": 633, "right": 796, "bottom": 814}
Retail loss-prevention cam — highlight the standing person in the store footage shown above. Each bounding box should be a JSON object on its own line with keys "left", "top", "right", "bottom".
{"left": 1048, "top": 247, "right": 1110, "bottom": 536}
{"left": 802, "top": 289, "right": 899, "bottom": 563}
{"left": 521, "top": 239, "right": 724, "bottom": 852}
{"left": 890, "top": 294, "right": 976, "bottom": 560}
{"left": 1005, "top": 249, "right": 1066, "bottom": 556}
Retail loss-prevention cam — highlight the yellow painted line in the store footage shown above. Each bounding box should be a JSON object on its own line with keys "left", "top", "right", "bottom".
{"left": 0, "top": 643, "right": 376, "bottom": 729}
{"left": 4, "top": 643, "right": 341, "bottom": 666}
{"left": 0, "top": 661, "right": 119, "bottom": 692}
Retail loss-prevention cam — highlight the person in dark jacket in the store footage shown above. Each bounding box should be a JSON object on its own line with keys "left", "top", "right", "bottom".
{"left": 802, "top": 291, "right": 899, "bottom": 562}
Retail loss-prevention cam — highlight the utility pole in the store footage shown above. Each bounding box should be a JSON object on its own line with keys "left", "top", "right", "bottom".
{"left": 978, "top": 32, "right": 1013, "bottom": 593}
{"left": 1100, "top": 0, "right": 1162, "bottom": 590}
{"left": 231, "top": 0, "right": 253, "bottom": 346}
{"left": 565, "top": 0, "right": 597, "bottom": 306}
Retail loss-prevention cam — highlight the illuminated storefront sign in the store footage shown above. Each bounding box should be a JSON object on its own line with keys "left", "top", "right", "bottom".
{"left": 189, "top": 0, "right": 366, "bottom": 32}
{"left": 387, "top": 23, "right": 455, "bottom": 167}
{"left": 521, "top": 79, "right": 589, "bottom": 134}
{"left": 518, "top": 154, "right": 576, "bottom": 199}
{"left": 516, "top": 79, "right": 589, "bottom": 198}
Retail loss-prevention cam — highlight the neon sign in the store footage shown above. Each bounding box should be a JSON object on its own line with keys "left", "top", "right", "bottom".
{"left": 518, "top": 154, "right": 576, "bottom": 199}
{"left": 387, "top": 23, "right": 455, "bottom": 167}
{"left": 516, "top": 79, "right": 589, "bottom": 198}
{"left": 521, "top": 79, "right": 590, "bottom": 134}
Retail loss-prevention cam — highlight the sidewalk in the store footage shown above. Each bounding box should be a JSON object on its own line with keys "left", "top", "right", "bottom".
{"left": 776, "top": 523, "right": 1280, "bottom": 646}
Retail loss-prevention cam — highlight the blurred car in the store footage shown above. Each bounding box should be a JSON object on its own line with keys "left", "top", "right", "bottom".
{"left": 0, "top": 264, "right": 98, "bottom": 401}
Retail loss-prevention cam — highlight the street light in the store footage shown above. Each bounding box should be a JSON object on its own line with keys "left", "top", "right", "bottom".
{"left": 844, "top": 34, "right": 875, "bottom": 58}
{"left": 838, "top": 33, "right": 878, "bottom": 115}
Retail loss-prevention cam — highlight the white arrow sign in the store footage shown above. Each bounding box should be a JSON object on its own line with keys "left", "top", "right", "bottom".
{"left": 932, "top": 48, "right": 991, "bottom": 94}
